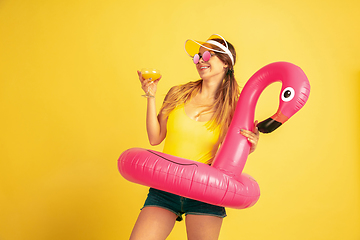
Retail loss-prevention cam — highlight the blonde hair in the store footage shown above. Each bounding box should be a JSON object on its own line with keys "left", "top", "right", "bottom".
{"left": 160, "top": 39, "right": 241, "bottom": 162}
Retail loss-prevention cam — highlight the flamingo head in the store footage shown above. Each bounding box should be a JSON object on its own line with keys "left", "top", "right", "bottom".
{"left": 257, "top": 65, "right": 311, "bottom": 133}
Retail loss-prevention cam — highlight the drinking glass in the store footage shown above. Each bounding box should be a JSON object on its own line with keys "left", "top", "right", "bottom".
{"left": 141, "top": 68, "right": 161, "bottom": 98}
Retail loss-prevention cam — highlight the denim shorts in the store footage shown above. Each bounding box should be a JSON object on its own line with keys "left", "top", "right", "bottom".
{"left": 141, "top": 188, "right": 227, "bottom": 221}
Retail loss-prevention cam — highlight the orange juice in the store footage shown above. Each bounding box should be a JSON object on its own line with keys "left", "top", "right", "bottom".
{"left": 141, "top": 68, "right": 160, "bottom": 81}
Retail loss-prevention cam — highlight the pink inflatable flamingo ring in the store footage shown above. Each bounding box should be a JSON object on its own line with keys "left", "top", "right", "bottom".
{"left": 118, "top": 61, "right": 310, "bottom": 209}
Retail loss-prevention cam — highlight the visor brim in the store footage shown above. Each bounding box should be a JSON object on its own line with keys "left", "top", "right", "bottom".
{"left": 184, "top": 34, "right": 227, "bottom": 57}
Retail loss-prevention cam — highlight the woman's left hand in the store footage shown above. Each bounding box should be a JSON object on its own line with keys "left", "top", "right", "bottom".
{"left": 240, "top": 120, "right": 260, "bottom": 154}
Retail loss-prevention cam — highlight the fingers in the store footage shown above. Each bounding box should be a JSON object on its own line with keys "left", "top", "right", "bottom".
{"left": 240, "top": 120, "right": 260, "bottom": 153}
{"left": 150, "top": 75, "right": 162, "bottom": 86}
{"left": 153, "top": 75, "right": 162, "bottom": 83}
{"left": 240, "top": 129, "right": 257, "bottom": 140}
{"left": 137, "top": 70, "right": 143, "bottom": 81}
{"left": 240, "top": 129, "right": 258, "bottom": 154}
{"left": 137, "top": 71, "right": 149, "bottom": 90}
{"left": 254, "top": 120, "right": 259, "bottom": 136}
{"left": 141, "top": 78, "right": 153, "bottom": 91}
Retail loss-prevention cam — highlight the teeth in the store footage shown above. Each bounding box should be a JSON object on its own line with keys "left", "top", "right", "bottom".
{"left": 200, "top": 66, "right": 209, "bottom": 69}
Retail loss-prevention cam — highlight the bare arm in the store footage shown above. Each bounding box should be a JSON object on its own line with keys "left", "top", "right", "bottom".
{"left": 146, "top": 97, "right": 167, "bottom": 145}
{"left": 137, "top": 70, "right": 168, "bottom": 145}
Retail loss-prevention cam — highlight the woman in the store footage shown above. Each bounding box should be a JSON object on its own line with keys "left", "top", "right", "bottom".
{"left": 131, "top": 34, "right": 259, "bottom": 240}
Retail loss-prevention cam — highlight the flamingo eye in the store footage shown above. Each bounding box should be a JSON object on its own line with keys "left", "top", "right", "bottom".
{"left": 281, "top": 87, "right": 295, "bottom": 102}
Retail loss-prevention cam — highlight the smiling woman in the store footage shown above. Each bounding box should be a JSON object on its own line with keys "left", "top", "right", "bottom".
{"left": 160, "top": 36, "right": 240, "bottom": 145}
{"left": 195, "top": 46, "right": 228, "bottom": 81}
{"left": 1, "top": 0, "right": 359, "bottom": 239}
{"left": 128, "top": 34, "right": 260, "bottom": 240}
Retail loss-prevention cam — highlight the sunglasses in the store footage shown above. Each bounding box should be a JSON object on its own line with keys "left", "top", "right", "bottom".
{"left": 193, "top": 51, "right": 214, "bottom": 64}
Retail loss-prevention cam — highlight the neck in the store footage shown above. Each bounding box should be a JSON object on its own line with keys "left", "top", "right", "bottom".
{"left": 200, "top": 75, "right": 224, "bottom": 99}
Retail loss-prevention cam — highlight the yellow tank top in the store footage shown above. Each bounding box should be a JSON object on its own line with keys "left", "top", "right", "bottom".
{"left": 162, "top": 104, "right": 220, "bottom": 164}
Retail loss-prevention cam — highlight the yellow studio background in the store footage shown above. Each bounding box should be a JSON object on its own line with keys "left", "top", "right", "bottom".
{"left": 0, "top": 0, "right": 359, "bottom": 239}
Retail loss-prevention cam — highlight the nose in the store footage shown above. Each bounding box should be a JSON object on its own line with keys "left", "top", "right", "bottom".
{"left": 198, "top": 56, "right": 205, "bottom": 64}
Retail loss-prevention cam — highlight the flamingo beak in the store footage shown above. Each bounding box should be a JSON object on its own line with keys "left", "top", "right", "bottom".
{"left": 257, "top": 109, "right": 289, "bottom": 133}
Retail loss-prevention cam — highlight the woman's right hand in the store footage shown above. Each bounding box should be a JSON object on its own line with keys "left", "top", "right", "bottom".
{"left": 137, "top": 70, "right": 162, "bottom": 97}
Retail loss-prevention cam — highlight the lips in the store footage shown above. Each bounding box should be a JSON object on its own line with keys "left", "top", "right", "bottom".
{"left": 199, "top": 65, "right": 210, "bottom": 71}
